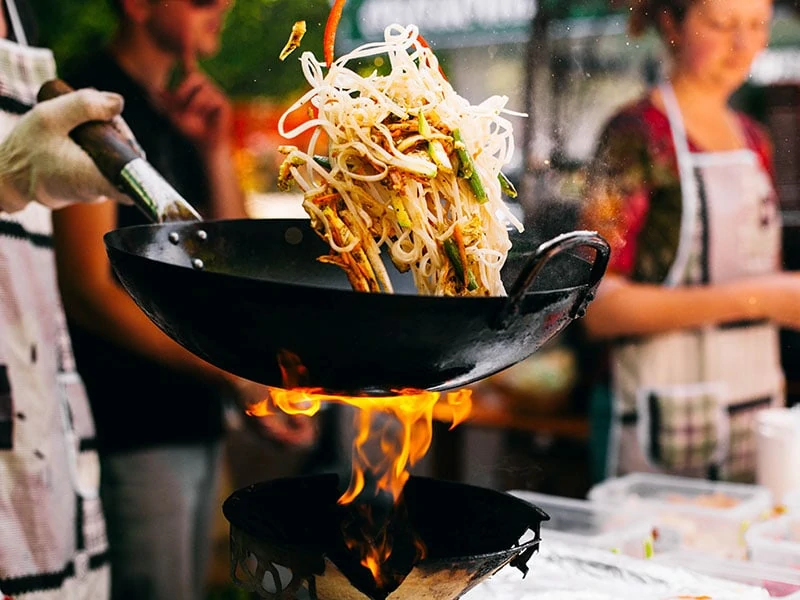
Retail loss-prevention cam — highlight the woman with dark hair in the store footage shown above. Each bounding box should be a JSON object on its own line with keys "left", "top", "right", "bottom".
{"left": 582, "top": 0, "right": 800, "bottom": 482}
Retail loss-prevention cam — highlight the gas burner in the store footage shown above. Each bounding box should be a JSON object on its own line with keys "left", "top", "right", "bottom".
{"left": 223, "top": 474, "right": 548, "bottom": 600}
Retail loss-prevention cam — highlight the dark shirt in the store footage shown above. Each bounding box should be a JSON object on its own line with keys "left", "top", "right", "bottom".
{"left": 65, "top": 51, "right": 225, "bottom": 454}
{"left": 3, "top": 0, "right": 37, "bottom": 45}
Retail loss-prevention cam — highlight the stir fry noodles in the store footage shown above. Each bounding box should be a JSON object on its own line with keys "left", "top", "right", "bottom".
{"left": 278, "top": 24, "right": 524, "bottom": 296}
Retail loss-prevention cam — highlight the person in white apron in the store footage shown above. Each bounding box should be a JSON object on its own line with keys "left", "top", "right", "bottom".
{"left": 581, "top": 0, "right": 800, "bottom": 483}
{"left": 609, "top": 81, "right": 784, "bottom": 481}
{"left": 0, "top": 0, "right": 134, "bottom": 596}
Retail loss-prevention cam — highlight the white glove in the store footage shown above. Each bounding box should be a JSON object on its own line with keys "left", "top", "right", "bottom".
{"left": 0, "top": 88, "right": 134, "bottom": 213}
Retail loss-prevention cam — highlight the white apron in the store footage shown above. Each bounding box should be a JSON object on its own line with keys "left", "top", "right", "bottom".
{"left": 0, "top": 1, "right": 110, "bottom": 597}
{"left": 607, "top": 83, "right": 784, "bottom": 482}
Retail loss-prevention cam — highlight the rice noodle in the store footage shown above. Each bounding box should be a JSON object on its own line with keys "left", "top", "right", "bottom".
{"left": 278, "top": 23, "right": 524, "bottom": 296}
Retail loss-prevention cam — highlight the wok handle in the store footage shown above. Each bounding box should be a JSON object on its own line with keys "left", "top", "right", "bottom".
{"left": 496, "top": 230, "right": 610, "bottom": 329}
{"left": 37, "top": 79, "right": 201, "bottom": 223}
{"left": 38, "top": 78, "right": 141, "bottom": 183}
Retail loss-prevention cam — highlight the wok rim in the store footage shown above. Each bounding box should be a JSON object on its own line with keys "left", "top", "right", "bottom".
{"left": 222, "top": 474, "right": 547, "bottom": 564}
{"left": 104, "top": 219, "right": 595, "bottom": 303}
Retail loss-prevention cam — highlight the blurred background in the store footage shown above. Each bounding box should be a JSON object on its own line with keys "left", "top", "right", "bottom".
{"left": 24, "top": 1, "right": 800, "bottom": 594}
{"left": 28, "top": 0, "right": 800, "bottom": 495}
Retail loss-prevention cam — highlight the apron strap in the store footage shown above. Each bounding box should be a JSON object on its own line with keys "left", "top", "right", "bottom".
{"left": 660, "top": 82, "right": 699, "bottom": 287}
{"left": 5, "top": 0, "right": 28, "bottom": 47}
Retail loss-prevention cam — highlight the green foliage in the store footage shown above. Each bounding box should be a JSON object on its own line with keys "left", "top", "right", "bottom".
{"left": 28, "top": 0, "right": 116, "bottom": 71}
{"left": 538, "top": 0, "right": 624, "bottom": 20}
{"left": 204, "top": 0, "right": 329, "bottom": 101}
{"left": 27, "top": 0, "right": 330, "bottom": 102}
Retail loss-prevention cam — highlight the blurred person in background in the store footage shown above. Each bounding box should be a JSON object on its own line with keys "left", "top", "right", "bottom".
{"left": 0, "top": 0, "right": 134, "bottom": 595}
{"left": 581, "top": 0, "right": 800, "bottom": 483}
{"left": 51, "top": 0, "right": 316, "bottom": 599}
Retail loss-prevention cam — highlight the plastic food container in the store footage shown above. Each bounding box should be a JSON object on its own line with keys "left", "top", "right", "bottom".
{"left": 756, "top": 408, "right": 800, "bottom": 504}
{"left": 509, "top": 490, "right": 663, "bottom": 559}
{"left": 588, "top": 473, "right": 774, "bottom": 559}
{"left": 655, "top": 550, "right": 800, "bottom": 597}
{"left": 783, "top": 490, "right": 800, "bottom": 514}
{"left": 467, "top": 539, "right": 774, "bottom": 600}
{"left": 746, "top": 516, "right": 800, "bottom": 570}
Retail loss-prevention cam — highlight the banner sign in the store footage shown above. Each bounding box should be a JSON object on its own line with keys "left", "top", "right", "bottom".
{"left": 339, "top": 0, "right": 538, "bottom": 49}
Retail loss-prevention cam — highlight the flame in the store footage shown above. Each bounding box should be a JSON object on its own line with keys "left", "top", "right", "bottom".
{"left": 248, "top": 386, "right": 472, "bottom": 504}
{"left": 244, "top": 350, "right": 473, "bottom": 588}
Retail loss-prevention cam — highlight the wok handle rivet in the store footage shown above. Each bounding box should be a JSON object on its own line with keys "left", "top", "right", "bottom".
{"left": 196, "top": 229, "right": 208, "bottom": 241}
{"left": 192, "top": 258, "right": 205, "bottom": 270}
{"left": 572, "top": 290, "right": 596, "bottom": 319}
{"left": 168, "top": 232, "right": 180, "bottom": 244}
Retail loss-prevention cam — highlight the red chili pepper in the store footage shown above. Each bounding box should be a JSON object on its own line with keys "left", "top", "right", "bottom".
{"left": 323, "top": 0, "right": 348, "bottom": 67}
{"left": 415, "top": 32, "right": 446, "bottom": 79}
{"left": 416, "top": 33, "right": 432, "bottom": 50}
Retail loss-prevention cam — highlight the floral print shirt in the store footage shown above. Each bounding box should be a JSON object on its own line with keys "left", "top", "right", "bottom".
{"left": 581, "top": 97, "right": 776, "bottom": 284}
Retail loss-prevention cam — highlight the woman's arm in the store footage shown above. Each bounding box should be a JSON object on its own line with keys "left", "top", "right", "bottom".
{"left": 584, "top": 272, "right": 800, "bottom": 339}
{"left": 581, "top": 102, "right": 800, "bottom": 339}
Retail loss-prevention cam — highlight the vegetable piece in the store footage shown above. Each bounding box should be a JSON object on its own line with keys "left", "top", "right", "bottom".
{"left": 466, "top": 269, "right": 478, "bottom": 291}
{"left": 323, "top": 0, "right": 348, "bottom": 67}
{"left": 277, "top": 153, "right": 306, "bottom": 191}
{"left": 307, "top": 192, "right": 339, "bottom": 206}
{"left": 321, "top": 205, "right": 380, "bottom": 292}
{"left": 391, "top": 196, "right": 412, "bottom": 228}
{"left": 452, "top": 129, "right": 473, "bottom": 178}
{"left": 452, "top": 225, "right": 469, "bottom": 286}
{"left": 418, "top": 112, "right": 452, "bottom": 172}
{"left": 453, "top": 129, "right": 487, "bottom": 203}
{"left": 498, "top": 171, "right": 518, "bottom": 198}
{"left": 398, "top": 152, "right": 437, "bottom": 178}
{"left": 415, "top": 33, "right": 446, "bottom": 79}
{"left": 429, "top": 141, "right": 453, "bottom": 173}
{"left": 443, "top": 238, "right": 463, "bottom": 280}
{"left": 313, "top": 155, "right": 332, "bottom": 170}
{"left": 443, "top": 236, "right": 478, "bottom": 291}
{"left": 643, "top": 534, "right": 654, "bottom": 559}
{"left": 279, "top": 21, "right": 307, "bottom": 61}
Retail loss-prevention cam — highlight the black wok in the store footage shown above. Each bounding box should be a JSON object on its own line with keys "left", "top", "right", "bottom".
{"left": 223, "top": 474, "right": 548, "bottom": 600}
{"left": 40, "top": 80, "right": 610, "bottom": 394}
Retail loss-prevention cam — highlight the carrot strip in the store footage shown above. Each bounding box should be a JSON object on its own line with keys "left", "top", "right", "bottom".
{"left": 310, "top": 193, "right": 339, "bottom": 206}
{"left": 415, "top": 33, "right": 446, "bottom": 79}
{"left": 323, "top": 0, "right": 348, "bottom": 67}
{"left": 416, "top": 33, "right": 432, "bottom": 50}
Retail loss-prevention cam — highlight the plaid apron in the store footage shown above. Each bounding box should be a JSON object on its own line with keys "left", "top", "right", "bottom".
{"left": 608, "top": 83, "right": 784, "bottom": 482}
{"left": 0, "top": 1, "right": 110, "bottom": 597}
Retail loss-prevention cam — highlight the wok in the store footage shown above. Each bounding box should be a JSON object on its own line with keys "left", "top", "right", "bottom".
{"left": 223, "top": 474, "right": 548, "bottom": 600}
{"left": 40, "top": 80, "right": 610, "bottom": 394}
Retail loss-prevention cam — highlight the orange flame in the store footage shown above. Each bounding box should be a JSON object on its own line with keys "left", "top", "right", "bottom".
{"left": 247, "top": 386, "right": 472, "bottom": 505}
{"left": 244, "top": 351, "right": 472, "bottom": 587}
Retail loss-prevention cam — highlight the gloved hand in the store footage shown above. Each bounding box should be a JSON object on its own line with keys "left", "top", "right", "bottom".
{"left": 0, "top": 88, "right": 134, "bottom": 213}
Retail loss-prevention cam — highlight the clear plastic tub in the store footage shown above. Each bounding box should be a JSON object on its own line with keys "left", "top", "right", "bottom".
{"left": 509, "top": 490, "right": 662, "bottom": 559}
{"left": 783, "top": 490, "right": 800, "bottom": 514}
{"left": 655, "top": 550, "right": 800, "bottom": 597}
{"left": 746, "top": 516, "right": 800, "bottom": 569}
{"left": 588, "top": 473, "right": 774, "bottom": 559}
